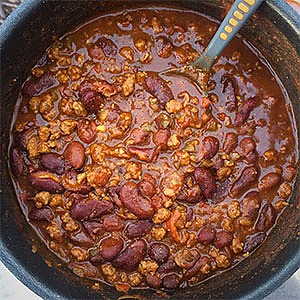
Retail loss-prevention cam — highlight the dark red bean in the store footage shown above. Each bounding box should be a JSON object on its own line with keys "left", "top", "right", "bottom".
{"left": 128, "top": 146, "right": 159, "bottom": 163}
{"left": 83, "top": 221, "right": 105, "bottom": 239}
{"left": 146, "top": 274, "right": 162, "bottom": 289}
{"left": 223, "top": 132, "right": 238, "bottom": 154}
{"left": 198, "top": 225, "right": 216, "bottom": 244}
{"left": 256, "top": 204, "right": 277, "bottom": 231}
{"left": 70, "top": 231, "right": 93, "bottom": 246}
{"left": 77, "top": 118, "right": 96, "bottom": 144}
{"left": 200, "top": 136, "right": 219, "bottom": 159}
{"left": 90, "top": 254, "right": 105, "bottom": 266}
{"left": 99, "top": 237, "right": 124, "bottom": 261}
{"left": 129, "top": 128, "right": 150, "bottom": 145}
{"left": 153, "top": 128, "right": 170, "bottom": 148}
{"left": 29, "top": 171, "right": 65, "bottom": 193}
{"left": 103, "top": 215, "right": 125, "bottom": 232}
{"left": 157, "top": 260, "right": 180, "bottom": 274}
{"left": 119, "top": 181, "right": 154, "bottom": 219}
{"left": 185, "top": 256, "right": 211, "bottom": 279}
{"left": 221, "top": 75, "right": 237, "bottom": 112}
{"left": 234, "top": 97, "right": 257, "bottom": 126}
{"left": 88, "top": 44, "right": 105, "bottom": 60}
{"left": 61, "top": 170, "right": 92, "bottom": 194}
{"left": 194, "top": 167, "right": 217, "bottom": 199}
{"left": 162, "top": 274, "right": 180, "bottom": 290}
{"left": 63, "top": 141, "right": 85, "bottom": 169}
{"left": 177, "top": 184, "right": 202, "bottom": 204}
{"left": 214, "top": 231, "right": 233, "bottom": 248}
{"left": 126, "top": 220, "right": 153, "bottom": 238}
{"left": 243, "top": 232, "right": 266, "bottom": 253}
{"left": 174, "top": 249, "right": 200, "bottom": 269}
{"left": 80, "top": 89, "right": 104, "bottom": 114}
{"left": 11, "top": 148, "right": 25, "bottom": 177}
{"left": 71, "top": 198, "right": 113, "bottom": 221}
{"left": 239, "top": 137, "right": 256, "bottom": 157}
{"left": 96, "top": 37, "right": 118, "bottom": 57}
{"left": 156, "top": 36, "right": 173, "bottom": 58}
{"left": 138, "top": 180, "right": 156, "bottom": 198}
{"left": 112, "top": 239, "right": 147, "bottom": 271}
{"left": 149, "top": 243, "right": 170, "bottom": 264}
{"left": 258, "top": 172, "right": 281, "bottom": 191}
{"left": 15, "top": 126, "right": 36, "bottom": 151}
{"left": 144, "top": 74, "right": 174, "bottom": 109}
{"left": 40, "top": 153, "right": 65, "bottom": 174}
{"left": 29, "top": 207, "right": 54, "bottom": 222}
{"left": 241, "top": 191, "right": 260, "bottom": 220}
{"left": 230, "top": 166, "right": 259, "bottom": 197}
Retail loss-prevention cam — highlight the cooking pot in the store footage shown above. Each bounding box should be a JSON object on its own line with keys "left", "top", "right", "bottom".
{"left": 0, "top": 0, "right": 299, "bottom": 299}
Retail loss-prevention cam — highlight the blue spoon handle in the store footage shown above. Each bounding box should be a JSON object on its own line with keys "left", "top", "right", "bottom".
{"left": 191, "top": 0, "right": 264, "bottom": 71}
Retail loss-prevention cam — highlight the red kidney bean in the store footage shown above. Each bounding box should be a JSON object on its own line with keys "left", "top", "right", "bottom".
{"left": 90, "top": 254, "right": 105, "bottom": 266}
{"left": 230, "top": 166, "right": 259, "bottom": 197}
{"left": 241, "top": 191, "right": 260, "bottom": 219}
{"left": 256, "top": 204, "right": 277, "bottom": 231}
{"left": 153, "top": 128, "right": 170, "bottom": 148}
{"left": 119, "top": 181, "right": 154, "bottom": 219}
{"left": 80, "top": 89, "right": 104, "bottom": 114}
{"left": 144, "top": 74, "right": 174, "bottom": 109}
{"left": 22, "top": 72, "right": 56, "bottom": 97}
{"left": 126, "top": 220, "right": 153, "bottom": 238}
{"left": 258, "top": 172, "right": 281, "bottom": 191}
{"left": 99, "top": 237, "right": 124, "bottom": 261}
{"left": 62, "top": 170, "right": 92, "bottom": 194}
{"left": 194, "top": 167, "right": 217, "bottom": 199}
{"left": 77, "top": 118, "right": 96, "bottom": 144}
{"left": 156, "top": 36, "right": 173, "bottom": 58}
{"left": 214, "top": 231, "right": 233, "bottom": 248}
{"left": 129, "top": 128, "right": 150, "bottom": 145}
{"left": 103, "top": 215, "right": 125, "bottom": 232}
{"left": 16, "top": 126, "right": 36, "bottom": 151}
{"left": 185, "top": 256, "right": 211, "bottom": 279}
{"left": 157, "top": 259, "right": 180, "bottom": 274}
{"left": 128, "top": 146, "right": 159, "bottom": 163}
{"left": 221, "top": 75, "right": 237, "bottom": 112}
{"left": 243, "top": 232, "right": 266, "bottom": 253}
{"left": 88, "top": 44, "right": 105, "bottom": 60}
{"left": 96, "top": 37, "right": 118, "bottom": 57}
{"left": 29, "top": 207, "right": 54, "bottom": 222}
{"left": 177, "top": 184, "right": 203, "bottom": 204}
{"left": 234, "top": 97, "right": 257, "bottom": 126}
{"left": 239, "top": 137, "right": 256, "bottom": 157}
{"left": 198, "top": 225, "right": 216, "bottom": 244}
{"left": 149, "top": 243, "right": 170, "bottom": 264}
{"left": 175, "top": 249, "right": 200, "bottom": 269}
{"left": 146, "top": 274, "right": 162, "bottom": 289}
{"left": 71, "top": 198, "right": 113, "bottom": 221}
{"left": 223, "top": 132, "right": 238, "bottom": 154}
{"left": 83, "top": 221, "right": 105, "bottom": 239}
{"left": 138, "top": 180, "right": 156, "bottom": 198}
{"left": 162, "top": 274, "right": 180, "bottom": 290}
{"left": 40, "top": 153, "right": 65, "bottom": 174}
{"left": 70, "top": 231, "right": 93, "bottom": 246}
{"left": 144, "top": 173, "right": 157, "bottom": 187}
{"left": 112, "top": 239, "right": 147, "bottom": 271}
{"left": 63, "top": 141, "right": 85, "bottom": 169}
{"left": 11, "top": 148, "right": 25, "bottom": 177}
{"left": 200, "top": 136, "right": 219, "bottom": 159}
{"left": 29, "top": 171, "right": 65, "bottom": 193}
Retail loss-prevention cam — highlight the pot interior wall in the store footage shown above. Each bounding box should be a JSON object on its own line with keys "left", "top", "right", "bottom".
{"left": 1, "top": 1, "right": 299, "bottom": 299}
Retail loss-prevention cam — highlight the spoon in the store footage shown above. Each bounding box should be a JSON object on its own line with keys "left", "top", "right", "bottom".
{"left": 161, "top": 0, "right": 264, "bottom": 95}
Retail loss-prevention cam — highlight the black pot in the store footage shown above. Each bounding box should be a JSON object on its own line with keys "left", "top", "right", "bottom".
{"left": 1, "top": 1, "right": 299, "bottom": 299}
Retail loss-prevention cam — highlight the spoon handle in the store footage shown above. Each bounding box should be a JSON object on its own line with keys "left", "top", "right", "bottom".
{"left": 191, "top": 0, "right": 264, "bottom": 71}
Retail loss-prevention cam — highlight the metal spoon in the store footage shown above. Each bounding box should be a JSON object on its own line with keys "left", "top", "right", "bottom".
{"left": 161, "top": 0, "right": 264, "bottom": 95}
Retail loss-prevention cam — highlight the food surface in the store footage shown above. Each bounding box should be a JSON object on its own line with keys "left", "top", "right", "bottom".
{"left": 9, "top": 7, "right": 298, "bottom": 292}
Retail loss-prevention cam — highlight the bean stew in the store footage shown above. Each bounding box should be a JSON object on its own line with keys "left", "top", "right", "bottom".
{"left": 9, "top": 6, "right": 298, "bottom": 293}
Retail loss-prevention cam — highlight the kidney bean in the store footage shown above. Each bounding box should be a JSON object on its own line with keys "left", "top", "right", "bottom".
{"left": 175, "top": 249, "right": 200, "bottom": 269}
{"left": 243, "top": 232, "right": 266, "bottom": 253}
{"left": 258, "top": 172, "right": 281, "bottom": 191}
{"left": 71, "top": 198, "right": 113, "bottom": 221}
{"left": 70, "top": 231, "right": 93, "bottom": 246}
{"left": 223, "top": 132, "right": 238, "bottom": 154}
{"left": 162, "top": 274, "right": 180, "bottom": 290}
{"left": 198, "top": 225, "right": 216, "bottom": 244}
{"left": 99, "top": 237, "right": 124, "bottom": 261}
{"left": 22, "top": 72, "right": 56, "bottom": 97}
{"left": 144, "top": 74, "right": 174, "bottom": 109}
{"left": 29, "top": 171, "right": 65, "bottom": 193}
{"left": 146, "top": 274, "right": 162, "bottom": 289}
{"left": 177, "top": 184, "right": 202, "bottom": 204}
{"left": 40, "top": 153, "right": 65, "bottom": 174}
{"left": 119, "top": 181, "right": 154, "bottom": 219}
{"left": 129, "top": 128, "right": 150, "bottom": 145}
{"left": 256, "top": 204, "right": 277, "bottom": 231}
{"left": 80, "top": 89, "right": 104, "bottom": 114}
{"left": 11, "top": 148, "right": 25, "bottom": 177}
{"left": 29, "top": 207, "right": 54, "bottom": 222}
{"left": 153, "top": 128, "right": 170, "bottom": 148}
{"left": 126, "top": 220, "right": 153, "bottom": 238}
{"left": 149, "top": 243, "right": 170, "bottom": 264}
{"left": 240, "top": 137, "right": 256, "bottom": 157}
{"left": 83, "top": 220, "right": 105, "bottom": 239}
{"left": 138, "top": 180, "right": 156, "bottom": 198}
{"left": 88, "top": 44, "right": 105, "bottom": 60}
{"left": 230, "top": 166, "right": 259, "bottom": 197}
{"left": 96, "top": 37, "right": 118, "bottom": 57}
{"left": 241, "top": 191, "right": 260, "bottom": 220}
{"left": 128, "top": 146, "right": 159, "bottom": 163}
{"left": 234, "top": 97, "right": 257, "bottom": 126}
{"left": 62, "top": 170, "right": 92, "bottom": 194}
{"left": 112, "top": 239, "right": 147, "bottom": 271}
{"left": 16, "top": 126, "right": 36, "bottom": 151}
{"left": 221, "top": 75, "right": 237, "bottom": 112}
{"left": 214, "top": 231, "right": 233, "bottom": 248}
{"left": 200, "top": 136, "right": 219, "bottom": 159}
{"left": 90, "top": 254, "right": 105, "bottom": 266}
{"left": 194, "top": 167, "right": 217, "bottom": 199}
{"left": 77, "top": 118, "right": 96, "bottom": 144}
{"left": 185, "top": 256, "right": 211, "bottom": 279}
{"left": 156, "top": 36, "right": 173, "bottom": 58}
{"left": 157, "top": 259, "right": 180, "bottom": 274}
{"left": 63, "top": 141, "right": 85, "bottom": 169}
{"left": 103, "top": 215, "right": 125, "bottom": 232}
